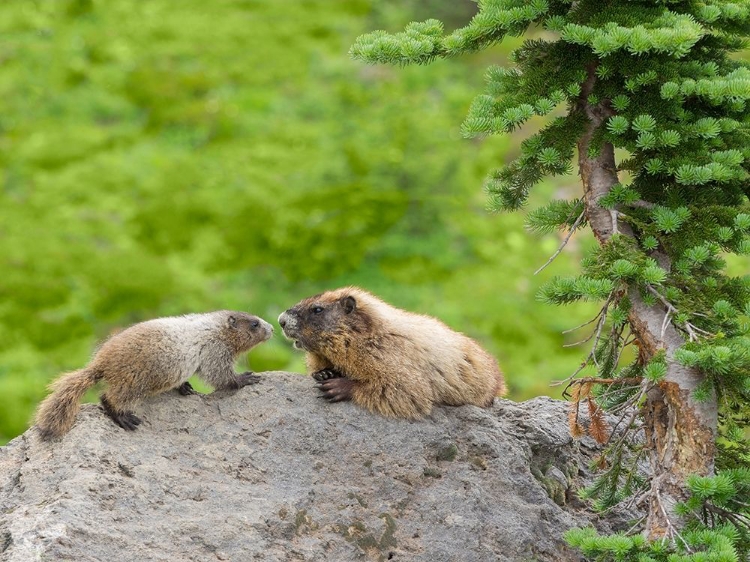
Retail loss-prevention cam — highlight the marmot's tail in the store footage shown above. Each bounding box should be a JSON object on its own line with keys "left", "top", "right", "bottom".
{"left": 35, "top": 368, "right": 100, "bottom": 440}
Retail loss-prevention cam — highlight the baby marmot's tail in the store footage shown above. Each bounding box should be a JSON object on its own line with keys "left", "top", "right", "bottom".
{"left": 35, "top": 367, "right": 100, "bottom": 440}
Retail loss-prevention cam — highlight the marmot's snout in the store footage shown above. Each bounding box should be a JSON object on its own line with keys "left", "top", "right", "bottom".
{"left": 278, "top": 311, "right": 303, "bottom": 348}
{"left": 278, "top": 310, "right": 294, "bottom": 333}
{"left": 258, "top": 318, "right": 275, "bottom": 340}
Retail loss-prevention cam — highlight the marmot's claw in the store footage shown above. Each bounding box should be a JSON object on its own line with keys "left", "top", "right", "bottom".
{"left": 101, "top": 396, "right": 142, "bottom": 431}
{"left": 317, "top": 377, "right": 354, "bottom": 403}
{"left": 114, "top": 411, "right": 142, "bottom": 431}
{"left": 177, "top": 381, "right": 200, "bottom": 396}
{"left": 312, "top": 368, "right": 343, "bottom": 382}
{"left": 237, "top": 372, "right": 262, "bottom": 388}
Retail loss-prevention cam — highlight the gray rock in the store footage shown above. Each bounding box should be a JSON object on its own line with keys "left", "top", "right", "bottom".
{"left": 0, "top": 372, "right": 638, "bottom": 562}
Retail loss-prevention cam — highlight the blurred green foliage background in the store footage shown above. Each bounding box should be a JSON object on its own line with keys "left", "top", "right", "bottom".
{"left": 5, "top": 0, "right": 716, "bottom": 444}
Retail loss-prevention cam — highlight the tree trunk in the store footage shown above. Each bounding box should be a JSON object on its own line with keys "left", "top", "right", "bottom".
{"left": 576, "top": 65, "right": 717, "bottom": 540}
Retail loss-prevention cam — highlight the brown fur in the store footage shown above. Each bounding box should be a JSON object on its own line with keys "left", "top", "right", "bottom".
{"left": 35, "top": 311, "right": 273, "bottom": 439}
{"left": 279, "top": 287, "right": 506, "bottom": 419}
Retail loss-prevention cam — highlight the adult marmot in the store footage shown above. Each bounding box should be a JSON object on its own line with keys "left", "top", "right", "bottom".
{"left": 278, "top": 287, "right": 506, "bottom": 419}
{"left": 35, "top": 311, "right": 273, "bottom": 439}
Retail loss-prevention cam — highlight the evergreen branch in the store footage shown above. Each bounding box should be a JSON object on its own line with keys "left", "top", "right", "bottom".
{"left": 351, "top": 4, "right": 551, "bottom": 66}
{"left": 534, "top": 210, "right": 586, "bottom": 275}
{"left": 704, "top": 504, "right": 750, "bottom": 530}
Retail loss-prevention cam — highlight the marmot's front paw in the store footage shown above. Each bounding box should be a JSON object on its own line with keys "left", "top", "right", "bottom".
{"left": 317, "top": 377, "right": 355, "bottom": 403}
{"left": 237, "top": 372, "right": 262, "bottom": 388}
{"left": 177, "top": 381, "right": 201, "bottom": 396}
{"left": 312, "top": 368, "right": 343, "bottom": 382}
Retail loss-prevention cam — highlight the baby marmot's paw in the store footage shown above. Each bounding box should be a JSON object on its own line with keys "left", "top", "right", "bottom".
{"left": 236, "top": 372, "right": 262, "bottom": 388}
{"left": 317, "top": 377, "right": 355, "bottom": 403}
{"left": 312, "top": 368, "right": 344, "bottom": 382}
{"left": 177, "top": 381, "right": 201, "bottom": 396}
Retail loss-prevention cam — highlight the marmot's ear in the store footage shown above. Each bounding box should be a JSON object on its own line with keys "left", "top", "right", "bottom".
{"left": 228, "top": 315, "right": 237, "bottom": 327}
{"left": 341, "top": 296, "right": 356, "bottom": 314}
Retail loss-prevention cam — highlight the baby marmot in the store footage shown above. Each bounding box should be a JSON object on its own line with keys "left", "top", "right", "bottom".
{"left": 36, "top": 311, "right": 273, "bottom": 439}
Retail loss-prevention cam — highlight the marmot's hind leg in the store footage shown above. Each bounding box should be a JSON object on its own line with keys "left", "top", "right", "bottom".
{"left": 100, "top": 393, "right": 142, "bottom": 431}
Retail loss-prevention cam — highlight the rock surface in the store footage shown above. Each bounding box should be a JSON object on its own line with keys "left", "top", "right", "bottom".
{"left": 0, "top": 372, "right": 632, "bottom": 562}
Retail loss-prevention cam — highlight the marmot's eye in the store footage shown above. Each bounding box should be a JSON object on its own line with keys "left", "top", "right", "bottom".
{"left": 312, "top": 306, "right": 324, "bottom": 314}
{"left": 251, "top": 320, "right": 260, "bottom": 329}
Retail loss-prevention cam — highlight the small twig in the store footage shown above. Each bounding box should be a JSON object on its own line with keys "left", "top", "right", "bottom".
{"left": 593, "top": 329, "right": 634, "bottom": 409}
{"left": 655, "top": 488, "right": 693, "bottom": 552}
{"left": 561, "top": 375, "right": 640, "bottom": 399}
{"left": 596, "top": 384, "right": 636, "bottom": 410}
{"left": 623, "top": 515, "right": 647, "bottom": 536}
{"left": 563, "top": 331, "right": 598, "bottom": 347}
{"left": 685, "top": 322, "right": 698, "bottom": 341}
{"left": 627, "top": 200, "right": 656, "bottom": 210}
{"left": 660, "top": 309, "right": 672, "bottom": 340}
{"left": 562, "top": 313, "right": 602, "bottom": 334}
{"left": 647, "top": 285, "right": 679, "bottom": 339}
{"left": 687, "top": 322, "right": 712, "bottom": 336}
{"left": 647, "top": 285, "right": 677, "bottom": 313}
{"left": 608, "top": 392, "right": 641, "bottom": 416}
{"left": 606, "top": 384, "right": 649, "bottom": 447}
{"left": 552, "top": 292, "right": 616, "bottom": 386}
{"left": 534, "top": 210, "right": 586, "bottom": 275}
{"left": 647, "top": 285, "right": 716, "bottom": 342}
{"left": 629, "top": 489, "right": 651, "bottom": 510}
{"left": 612, "top": 333, "right": 635, "bottom": 367}
{"left": 569, "top": 377, "right": 642, "bottom": 386}
{"left": 610, "top": 209, "right": 620, "bottom": 235}
{"left": 589, "top": 308, "right": 610, "bottom": 368}
{"left": 552, "top": 360, "right": 592, "bottom": 388}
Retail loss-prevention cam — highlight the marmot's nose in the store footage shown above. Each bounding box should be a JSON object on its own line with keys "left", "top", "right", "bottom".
{"left": 278, "top": 316, "right": 286, "bottom": 328}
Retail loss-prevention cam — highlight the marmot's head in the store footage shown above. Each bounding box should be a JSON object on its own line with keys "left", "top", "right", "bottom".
{"left": 217, "top": 311, "right": 274, "bottom": 354}
{"left": 278, "top": 288, "right": 372, "bottom": 353}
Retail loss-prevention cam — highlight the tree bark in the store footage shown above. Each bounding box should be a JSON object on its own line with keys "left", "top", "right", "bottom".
{"left": 576, "top": 64, "right": 717, "bottom": 540}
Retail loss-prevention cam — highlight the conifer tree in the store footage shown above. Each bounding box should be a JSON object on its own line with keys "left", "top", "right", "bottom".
{"left": 352, "top": 0, "right": 750, "bottom": 555}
